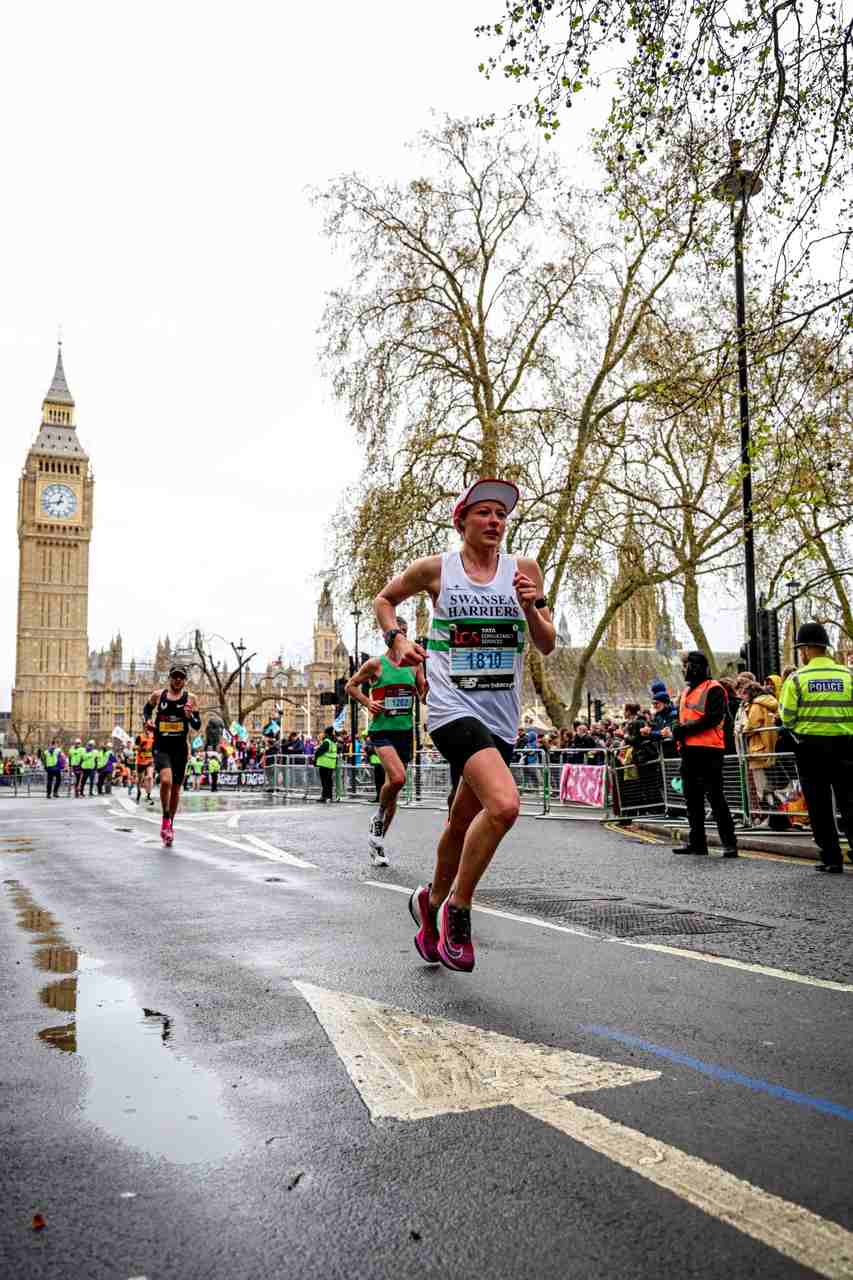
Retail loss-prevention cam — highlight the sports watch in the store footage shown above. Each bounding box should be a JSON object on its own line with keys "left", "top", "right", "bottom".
{"left": 533, "top": 596, "right": 547, "bottom": 609}
{"left": 384, "top": 628, "right": 403, "bottom": 648}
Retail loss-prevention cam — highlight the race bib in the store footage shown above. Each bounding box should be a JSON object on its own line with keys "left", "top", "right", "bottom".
{"left": 449, "top": 621, "right": 521, "bottom": 691}
{"left": 383, "top": 696, "right": 413, "bottom": 712}
{"left": 158, "top": 720, "right": 185, "bottom": 734}
{"left": 378, "top": 684, "right": 413, "bottom": 716}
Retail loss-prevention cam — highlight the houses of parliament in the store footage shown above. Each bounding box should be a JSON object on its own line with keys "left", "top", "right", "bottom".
{"left": 11, "top": 348, "right": 350, "bottom": 748}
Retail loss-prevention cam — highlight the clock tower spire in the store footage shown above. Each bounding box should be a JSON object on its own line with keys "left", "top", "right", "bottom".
{"left": 11, "top": 345, "right": 94, "bottom": 747}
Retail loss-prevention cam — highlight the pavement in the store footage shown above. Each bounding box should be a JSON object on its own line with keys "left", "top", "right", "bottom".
{"left": 2, "top": 789, "right": 852, "bottom": 1279}
{"left": 626, "top": 816, "right": 844, "bottom": 862}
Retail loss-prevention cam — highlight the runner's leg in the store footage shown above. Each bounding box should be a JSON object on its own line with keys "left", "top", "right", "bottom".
{"left": 442, "top": 748, "right": 519, "bottom": 909}
{"left": 429, "top": 777, "right": 483, "bottom": 912}
{"left": 168, "top": 755, "right": 186, "bottom": 820}
{"left": 159, "top": 764, "right": 173, "bottom": 817}
{"left": 376, "top": 745, "right": 405, "bottom": 834}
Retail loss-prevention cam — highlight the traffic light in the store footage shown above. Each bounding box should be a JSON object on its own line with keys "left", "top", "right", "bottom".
{"left": 593, "top": 699, "right": 603, "bottom": 722}
{"left": 334, "top": 676, "right": 347, "bottom": 708}
{"left": 756, "top": 607, "right": 780, "bottom": 682}
{"left": 319, "top": 691, "right": 337, "bottom": 706}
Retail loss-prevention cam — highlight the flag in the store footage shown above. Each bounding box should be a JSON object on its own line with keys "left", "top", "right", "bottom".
{"left": 112, "top": 725, "right": 132, "bottom": 745}
{"left": 192, "top": 735, "right": 204, "bottom": 750}
{"left": 333, "top": 708, "right": 346, "bottom": 731}
{"left": 229, "top": 721, "right": 248, "bottom": 742}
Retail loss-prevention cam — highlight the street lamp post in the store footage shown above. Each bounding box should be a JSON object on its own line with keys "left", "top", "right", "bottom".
{"left": 713, "top": 139, "right": 763, "bottom": 678}
{"left": 231, "top": 637, "right": 247, "bottom": 726}
{"left": 128, "top": 677, "right": 136, "bottom": 733}
{"left": 350, "top": 608, "right": 362, "bottom": 790}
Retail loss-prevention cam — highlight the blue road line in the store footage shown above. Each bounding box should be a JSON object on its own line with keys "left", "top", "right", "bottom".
{"left": 580, "top": 1024, "right": 853, "bottom": 1121}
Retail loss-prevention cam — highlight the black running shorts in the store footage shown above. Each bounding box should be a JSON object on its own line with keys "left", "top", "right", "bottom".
{"left": 429, "top": 716, "right": 515, "bottom": 791}
{"left": 369, "top": 730, "right": 413, "bottom": 767}
{"left": 154, "top": 746, "right": 188, "bottom": 786}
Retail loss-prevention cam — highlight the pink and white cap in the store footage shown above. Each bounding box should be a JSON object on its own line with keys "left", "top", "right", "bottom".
{"left": 452, "top": 478, "right": 519, "bottom": 530}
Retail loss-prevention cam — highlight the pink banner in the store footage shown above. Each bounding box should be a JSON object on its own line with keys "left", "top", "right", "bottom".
{"left": 559, "top": 763, "right": 606, "bottom": 807}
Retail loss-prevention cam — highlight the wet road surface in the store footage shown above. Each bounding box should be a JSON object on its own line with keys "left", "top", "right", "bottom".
{"left": 2, "top": 791, "right": 852, "bottom": 1279}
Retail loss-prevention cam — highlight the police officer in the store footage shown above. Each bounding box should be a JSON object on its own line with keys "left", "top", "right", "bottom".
{"left": 68, "top": 738, "right": 84, "bottom": 797}
{"left": 666, "top": 650, "right": 738, "bottom": 858}
{"left": 44, "top": 740, "right": 62, "bottom": 798}
{"left": 778, "top": 622, "right": 853, "bottom": 873}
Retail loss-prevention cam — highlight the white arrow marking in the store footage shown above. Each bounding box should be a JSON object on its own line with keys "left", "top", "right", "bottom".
{"left": 294, "top": 981, "right": 659, "bottom": 1120}
{"left": 295, "top": 983, "right": 853, "bottom": 1279}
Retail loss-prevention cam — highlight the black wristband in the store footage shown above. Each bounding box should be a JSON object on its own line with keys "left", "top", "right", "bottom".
{"left": 533, "top": 596, "right": 547, "bottom": 609}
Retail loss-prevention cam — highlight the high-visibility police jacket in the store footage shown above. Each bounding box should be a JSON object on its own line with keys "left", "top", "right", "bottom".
{"left": 678, "top": 679, "right": 725, "bottom": 749}
{"left": 315, "top": 738, "right": 337, "bottom": 768}
{"left": 44, "top": 748, "right": 59, "bottom": 768}
{"left": 191, "top": 757, "right": 203, "bottom": 774}
{"left": 207, "top": 756, "right": 221, "bottom": 774}
{"left": 96, "top": 749, "right": 110, "bottom": 770}
{"left": 69, "top": 746, "right": 84, "bottom": 768}
{"left": 82, "top": 749, "right": 97, "bottom": 769}
{"left": 779, "top": 656, "right": 853, "bottom": 737}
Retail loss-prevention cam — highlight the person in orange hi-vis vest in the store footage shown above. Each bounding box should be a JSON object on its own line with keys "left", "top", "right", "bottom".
{"left": 663, "top": 650, "right": 738, "bottom": 859}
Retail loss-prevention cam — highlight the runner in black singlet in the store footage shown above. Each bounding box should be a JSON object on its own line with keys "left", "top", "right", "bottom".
{"left": 143, "top": 664, "right": 201, "bottom": 847}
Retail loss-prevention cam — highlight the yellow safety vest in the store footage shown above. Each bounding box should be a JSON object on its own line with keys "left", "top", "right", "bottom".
{"left": 315, "top": 739, "right": 337, "bottom": 768}
{"left": 779, "top": 655, "right": 853, "bottom": 737}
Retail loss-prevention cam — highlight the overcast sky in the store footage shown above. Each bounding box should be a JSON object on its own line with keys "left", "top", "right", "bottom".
{"left": 0, "top": 1, "right": 745, "bottom": 705}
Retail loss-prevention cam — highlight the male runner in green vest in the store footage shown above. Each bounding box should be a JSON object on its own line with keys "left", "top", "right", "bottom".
{"left": 346, "top": 617, "right": 426, "bottom": 866}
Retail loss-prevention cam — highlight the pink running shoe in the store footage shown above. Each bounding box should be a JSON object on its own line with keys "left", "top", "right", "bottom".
{"left": 161, "top": 818, "right": 173, "bottom": 848}
{"left": 408, "top": 884, "right": 440, "bottom": 964}
{"left": 437, "top": 899, "right": 474, "bottom": 972}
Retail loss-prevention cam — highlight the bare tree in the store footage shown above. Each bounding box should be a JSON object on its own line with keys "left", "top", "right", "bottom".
{"left": 477, "top": 0, "right": 853, "bottom": 317}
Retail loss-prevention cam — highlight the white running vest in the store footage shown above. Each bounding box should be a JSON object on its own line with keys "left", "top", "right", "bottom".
{"left": 426, "top": 550, "right": 526, "bottom": 745}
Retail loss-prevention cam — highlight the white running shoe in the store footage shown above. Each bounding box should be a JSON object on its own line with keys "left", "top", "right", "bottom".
{"left": 370, "top": 847, "right": 389, "bottom": 867}
{"left": 368, "top": 814, "right": 384, "bottom": 852}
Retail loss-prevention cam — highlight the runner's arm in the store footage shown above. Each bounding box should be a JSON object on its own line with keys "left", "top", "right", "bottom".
{"left": 513, "top": 559, "right": 556, "bottom": 656}
{"left": 374, "top": 558, "right": 440, "bottom": 666}
{"left": 345, "top": 659, "right": 384, "bottom": 713}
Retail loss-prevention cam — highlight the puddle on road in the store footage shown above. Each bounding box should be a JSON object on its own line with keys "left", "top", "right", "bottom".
{"left": 6, "top": 881, "right": 242, "bottom": 1165}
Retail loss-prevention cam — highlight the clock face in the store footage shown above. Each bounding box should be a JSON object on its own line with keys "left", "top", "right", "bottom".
{"left": 41, "top": 483, "right": 78, "bottom": 519}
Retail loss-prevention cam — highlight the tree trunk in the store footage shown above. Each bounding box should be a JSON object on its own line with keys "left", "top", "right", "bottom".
{"left": 681, "top": 569, "right": 717, "bottom": 675}
{"left": 811, "top": 531, "right": 853, "bottom": 643}
{"left": 527, "top": 646, "right": 567, "bottom": 729}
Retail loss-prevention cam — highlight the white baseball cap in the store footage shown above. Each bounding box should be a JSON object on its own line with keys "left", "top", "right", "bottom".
{"left": 452, "top": 478, "right": 519, "bottom": 529}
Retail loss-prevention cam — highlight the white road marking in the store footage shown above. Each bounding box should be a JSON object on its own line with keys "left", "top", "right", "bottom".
{"left": 227, "top": 814, "right": 240, "bottom": 828}
{"left": 296, "top": 982, "right": 853, "bottom": 1280}
{"left": 363, "top": 881, "right": 853, "bottom": 995}
{"left": 521, "top": 1097, "right": 853, "bottom": 1280}
{"left": 117, "top": 806, "right": 318, "bottom": 870}
{"left": 244, "top": 834, "right": 316, "bottom": 869}
{"left": 293, "top": 981, "right": 659, "bottom": 1121}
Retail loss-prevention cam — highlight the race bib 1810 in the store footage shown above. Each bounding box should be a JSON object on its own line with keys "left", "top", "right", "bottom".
{"left": 448, "top": 621, "right": 521, "bottom": 691}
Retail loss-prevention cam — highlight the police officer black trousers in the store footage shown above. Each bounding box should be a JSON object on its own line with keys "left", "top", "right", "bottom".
{"left": 683, "top": 747, "right": 736, "bottom": 852}
{"left": 795, "top": 736, "right": 853, "bottom": 867}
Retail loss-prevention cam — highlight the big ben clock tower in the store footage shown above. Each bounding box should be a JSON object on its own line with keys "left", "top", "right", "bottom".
{"left": 11, "top": 345, "right": 93, "bottom": 742}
